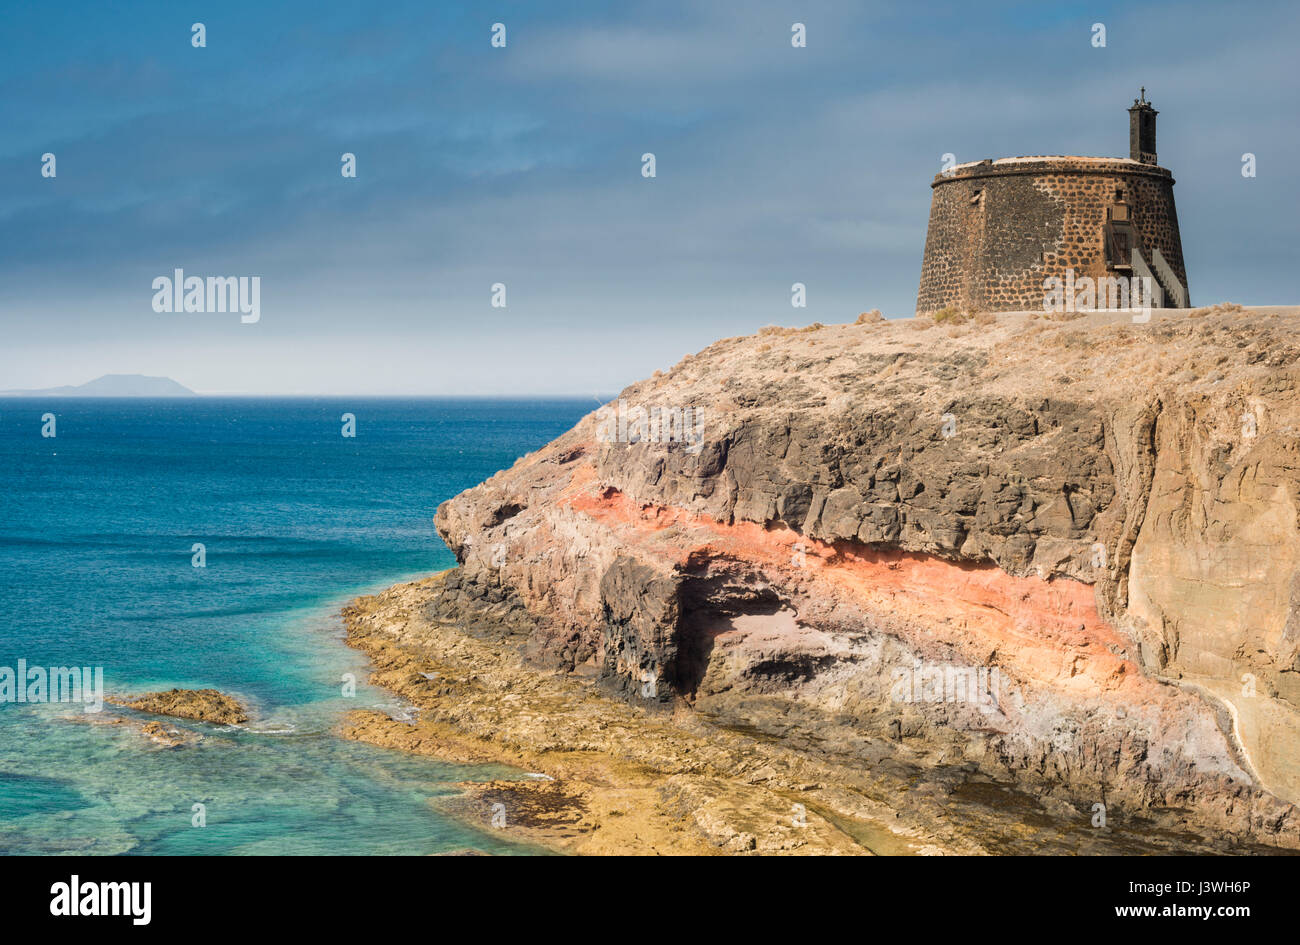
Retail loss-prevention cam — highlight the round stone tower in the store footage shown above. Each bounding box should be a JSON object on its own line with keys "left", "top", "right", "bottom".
{"left": 916, "top": 92, "right": 1189, "bottom": 315}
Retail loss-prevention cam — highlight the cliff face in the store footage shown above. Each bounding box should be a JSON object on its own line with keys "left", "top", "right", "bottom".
{"left": 429, "top": 306, "right": 1300, "bottom": 849}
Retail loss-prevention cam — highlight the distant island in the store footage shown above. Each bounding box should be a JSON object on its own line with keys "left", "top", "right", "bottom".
{"left": 0, "top": 374, "right": 196, "bottom": 397}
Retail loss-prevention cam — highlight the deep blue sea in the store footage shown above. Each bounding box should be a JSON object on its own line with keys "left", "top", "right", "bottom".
{"left": 0, "top": 397, "right": 591, "bottom": 854}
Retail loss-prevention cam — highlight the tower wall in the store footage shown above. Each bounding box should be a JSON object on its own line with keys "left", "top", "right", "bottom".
{"left": 915, "top": 157, "right": 1188, "bottom": 315}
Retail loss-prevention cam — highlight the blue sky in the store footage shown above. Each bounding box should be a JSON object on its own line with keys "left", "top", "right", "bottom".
{"left": 1, "top": 0, "right": 1296, "bottom": 394}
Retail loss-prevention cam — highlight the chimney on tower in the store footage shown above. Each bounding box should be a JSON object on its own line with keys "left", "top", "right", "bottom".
{"left": 1128, "top": 88, "right": 1158, "bottom": 164}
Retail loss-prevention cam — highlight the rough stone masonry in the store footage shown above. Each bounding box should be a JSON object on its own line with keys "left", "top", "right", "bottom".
{"left": 917, "top": 92, "right": 1190, "bottom": 315}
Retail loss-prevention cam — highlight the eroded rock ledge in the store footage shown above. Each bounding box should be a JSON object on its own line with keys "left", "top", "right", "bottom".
{"left": 352, "top": 307, "right": 1300, "bottom": 853}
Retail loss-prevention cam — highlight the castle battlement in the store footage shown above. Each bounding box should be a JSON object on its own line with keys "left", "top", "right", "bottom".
{"left": 934, "top": 156, "right": 1175, "bottom": 182}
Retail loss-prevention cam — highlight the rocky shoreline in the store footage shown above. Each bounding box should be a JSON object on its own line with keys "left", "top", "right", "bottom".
{"left": 340, "top": 572, "right": 1290, "bottom": 855}
{"left": 341, "top": 307, "right": 1300, "bottom": 855}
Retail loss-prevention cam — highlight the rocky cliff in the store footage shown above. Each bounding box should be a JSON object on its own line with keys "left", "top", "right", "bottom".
{"left": 349, "top": 305, "right": 1300, "bottom": 854}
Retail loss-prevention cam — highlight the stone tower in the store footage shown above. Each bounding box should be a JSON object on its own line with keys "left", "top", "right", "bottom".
{"left": 916, "top": 94, "right": 1190, "bottom": 315}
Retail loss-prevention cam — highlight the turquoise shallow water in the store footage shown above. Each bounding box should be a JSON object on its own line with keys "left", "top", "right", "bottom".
{"left": 0, "top": 397, "right": 592, "bottom": 854}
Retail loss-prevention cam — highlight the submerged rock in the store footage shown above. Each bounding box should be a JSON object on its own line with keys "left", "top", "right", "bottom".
{"left": 138, "top": 720, "right": 200, "bottom": 748}
{"left": 61, "top": 709, "right": 205, "bottom": 748}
